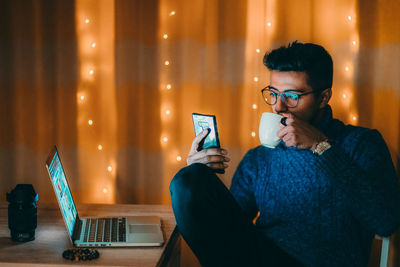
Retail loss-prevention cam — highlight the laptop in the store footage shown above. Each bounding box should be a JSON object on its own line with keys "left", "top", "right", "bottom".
{"left": 45, "top": 146, "right": 164, "bottom": 247}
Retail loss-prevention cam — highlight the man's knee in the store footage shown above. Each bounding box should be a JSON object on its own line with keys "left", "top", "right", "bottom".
{"left": 169, "top": 163, "right": 214, "bottom": 205}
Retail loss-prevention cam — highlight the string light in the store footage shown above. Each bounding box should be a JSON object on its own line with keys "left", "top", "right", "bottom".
{"left": 352, "top": 116, "right": 357, "bottom": 121}
{"left": 343, "top": 93, "right": 347, "bottom": 99}
{"left": 266, "top": 22, "right": 272, "bottom": 27}
{"left": 252, "top": 104, "right": 257, "bottom": 109}
{"left": 88, "top": 120, "right": 93, "bottom": 125}
{"left": 98, "top": 145, "right": 103, "bottom": 150}
{"left": 169, "top": 11, "right": 176, "bottom": 16}
{"left": 162, "top": 136, "right": 168, "bottom": 143}
{"left": 89, "top": 69, "right": 94, "bottom": 75}
{"left": 164, "top": 60, "right": 170, "bottom": 66}
{"left": 91, "top": 42, "right": 96, "bottom": 48}
{"left": 163, "top": 34, "right": 168, "bottom": 39}
{"left": 176, "top": 156, "right": 182, "bottom": 161}
{"left": 253, "top": 77, "right": 259, "bottom": 82}
{"left": 107, "top": 166, "right": 112, "bottom": 172}
{"left": 166, "top": 84, "right": 172, "bottom": 90}
{"left": 256, "top": 49, "right": 260, "bottom": 53}
{"left": 165, "top": 109, "right": 171, "bottom": 115}
{"left": 345, "top": 66, "right": 350, "bottom": 72}
{"left": 80, "top": 95, "right": 85, "bottom": 101}
{"left": 251, "top": 131, "right": 256, "bottom": 137}
{"left": 348, "top": 15, "right": 352, "bottom": 21}
{"left": 85, "top": 18, "right": 90, "bottom": 24}
{"left": 103, "top": 188, "right": 108, "bottom": 194}
{"left": 352, "top": 41, "right": 357, "bottom": 46}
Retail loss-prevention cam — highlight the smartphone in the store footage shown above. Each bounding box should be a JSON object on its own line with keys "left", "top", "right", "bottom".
{"left": 192, "top": 113, "right": 224, "bottom": 174}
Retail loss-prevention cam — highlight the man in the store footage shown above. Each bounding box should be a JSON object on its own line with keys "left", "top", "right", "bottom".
{"left": 169, "top": 41, "right": 400, "bottom": 266}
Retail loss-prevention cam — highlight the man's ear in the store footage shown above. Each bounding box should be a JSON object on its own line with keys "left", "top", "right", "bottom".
{"left": 319, "top": 88, "right": 331, "bottom": 108}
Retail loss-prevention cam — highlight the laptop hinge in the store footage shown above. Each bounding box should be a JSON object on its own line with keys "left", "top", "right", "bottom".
{"left": 72, "top": 216, "right": 82, "bottom": 242}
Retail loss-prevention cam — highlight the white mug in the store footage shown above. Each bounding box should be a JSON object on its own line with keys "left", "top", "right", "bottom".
{"left": 259, "top": 112, "right": 283, "bottom": 148}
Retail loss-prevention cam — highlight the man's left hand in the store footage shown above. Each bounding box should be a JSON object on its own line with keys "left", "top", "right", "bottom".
{"left": 277, "top": 114, "right": 327, "bottom": 150}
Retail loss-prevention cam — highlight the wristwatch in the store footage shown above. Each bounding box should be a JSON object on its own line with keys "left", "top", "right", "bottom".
{"left": 313, "top": 139, "right": 332, "bottom": 156}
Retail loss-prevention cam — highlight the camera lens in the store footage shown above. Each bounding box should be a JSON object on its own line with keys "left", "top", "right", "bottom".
{"left": 6, "top": 184, "right": 39, "bottom": 242}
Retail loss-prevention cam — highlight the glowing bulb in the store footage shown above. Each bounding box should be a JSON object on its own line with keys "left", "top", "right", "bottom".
{"left": 98, "top": 145, "right": 103, "bottom": 150}
{"left": 353, "top": 116, "right": 357, "bottom": 121}
{"left": 177, "top": 156, "right": 182, "bottom": 161}
{"left": 107, "top": 166, "right": 112, "bottom": 172}
{"left": 103, "top": 188, "right": 108, "bottom": 193}
{"left": 251, "top": 131, "right": 256, "bottom": 137}
{"left": 164, "top": 60, "right": 170, "bottom": 66}
{"left": 163, "top": 137, "right": 168, "bottom": 143}
{"left": 89, "top": 69, "right": 94, "bottom": 75}
{"left": 348, "top": 15, "right": 352, "bottom": 21}
{"left": 345, "top": 66, "right": 349, "bottom": 72}
{"left": 166, "top": 84, "right": 172, "bottom": 90}
{"left": 252, "top": 104, "right": 257, "bottom": 109}
{"left": 343, "top": 94, "right": 347, "bottom": 99}
{"left": 163, "top": 34, "right": 168, "bottom": 39}
{"left": 256, "top": 49, "right": 260, "bottom": 53}
{"left": 85, "top": 18, "right": 90, "bottom": 24}
{"left": 91, "top": 42, "right": 96, "bottom": 48}
{"left": 253, "top": 77, "right": 259, "bottom": 82}
{"left": 80, "top": 95, "right": 85, "bottom": 101}
{"left": 88, "top": 120, "right": 93, "bottom": 125}
{"left": 267, "top": 22, "right": 272, "bottom": 27}
{"left": 165, "top": 109, "right": 171, "bottom": 115}
{"left": 352, "top": 41, "right": 357, "bottom": 46}
{"left": 169, "top": 11, "right": 176, "bottom": 16}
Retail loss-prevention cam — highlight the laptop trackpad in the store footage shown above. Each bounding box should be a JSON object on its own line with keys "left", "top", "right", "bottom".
{"left": 129, "top": 224, "right": 160, "bottom": 234}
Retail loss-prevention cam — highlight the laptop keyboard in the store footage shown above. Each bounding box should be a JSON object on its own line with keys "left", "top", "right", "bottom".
{"left": 83, "top": 218, "right": 126, "bottom": 243}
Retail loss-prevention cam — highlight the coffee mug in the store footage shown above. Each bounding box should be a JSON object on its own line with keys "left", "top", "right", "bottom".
{"left": 259, "top": 112, "right": 283, "bottom": 148}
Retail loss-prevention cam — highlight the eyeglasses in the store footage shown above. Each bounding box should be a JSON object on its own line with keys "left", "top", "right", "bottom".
{"left": 261, "top": 86, "right": 322, "bottom": 108}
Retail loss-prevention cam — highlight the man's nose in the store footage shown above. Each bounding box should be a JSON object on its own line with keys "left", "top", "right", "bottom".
{"left": 273, "top": 95, "right": 288, "bottom": 113}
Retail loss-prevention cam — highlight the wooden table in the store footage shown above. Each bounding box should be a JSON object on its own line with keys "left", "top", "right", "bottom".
{"left": 0, "top": 202, "right": 181, "bottom": 266}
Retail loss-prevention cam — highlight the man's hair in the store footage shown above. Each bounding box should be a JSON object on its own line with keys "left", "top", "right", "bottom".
{"left": 263, "top": 41, "right": 333, "bottom": 91}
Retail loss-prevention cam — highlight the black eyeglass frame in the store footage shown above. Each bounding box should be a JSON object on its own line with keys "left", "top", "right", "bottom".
{"left": 261, "top": 86, "right": 325, "bottom": 108}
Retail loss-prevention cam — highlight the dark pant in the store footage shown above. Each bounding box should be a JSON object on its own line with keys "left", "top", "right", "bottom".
{"left": 169, "top": 163, "right": 304, "bottom": 267}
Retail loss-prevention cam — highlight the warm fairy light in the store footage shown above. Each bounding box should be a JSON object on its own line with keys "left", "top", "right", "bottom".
{"left": 177, "top": 156, "right": 182, "bottom": 161}
{"left": 353, "top": 116, "right": 357, "bottom": 121}
{"left": 251, "top": 131, "right": 256, "bottom": 137}
{"left": 88, "top": 120, "right": 93, "bottom": 125}
{"left": 343, "top": 93, "right": 347, "bottom": 99}
{"left": 166, "top": 84, "right": 172, "bottom": 90}
{"left": 163, "top": 136, "right": 168, "bottom": 143}
{"left": 89, "top": 69, "right": 94, "bottom": 75}
{"left": 91, "top": 42, "right": 96, "bottom": 48}
{"left": 267, "top": 22, "right": 272, "bottom": 27}
{"left": 163, "top": 34, "right": 168, "bottom": 39}
{"left": 256, "top": 49, "right": 260, "bottom": 53}
{"left": 169, "top": 11, "right": 176, "bottom": 16}
{"left": 352, "top": 41, "right": 357, "bottom": 46}
{"left": 253, "top": 77, "right": 259, "bottom": 82}
{"left": 103, "top": 188, "right": 108, "bottom": 194}
{"left": 98, "top": 145, "right": 103, "bottom": 150}
{"left": 348, "top": 15, "right": 352, "bottom": 21}
{"left": 107, "top": 166, "right": 112, "bottom": 172}
{"left": 85, "top": 18, "right": 90, "bottom": 24}
{"left": 165, "top": 109, "right": 171, "bottom": 115}
{"left": 164, "top": 60, "right": 170, "bottom": 66}
{"left": 345, "top": 66, "right": 350, "bottom": 72}
{"left": 80, "top": 95, "right": 85, "bottom": 101}
{"left": 252, "top": 104, "right": 257, "bottom": 109}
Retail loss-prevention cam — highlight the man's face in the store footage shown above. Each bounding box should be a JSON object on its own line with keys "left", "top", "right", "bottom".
{"left": 269, "top": 70, "right": 321, "bottom": 123}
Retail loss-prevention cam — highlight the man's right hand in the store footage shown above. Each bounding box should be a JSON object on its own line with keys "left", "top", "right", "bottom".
{"left": 187, "top": 129, "right": 230, "bottom": 172}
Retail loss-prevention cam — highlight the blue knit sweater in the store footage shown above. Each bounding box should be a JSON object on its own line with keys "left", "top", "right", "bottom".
{"left": 230, "top": 106, "right": 400, "bottom": 266}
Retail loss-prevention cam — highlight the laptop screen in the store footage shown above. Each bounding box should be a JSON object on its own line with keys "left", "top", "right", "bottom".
{"left": 48, "top": 150, "right": 78, "bottom": 238}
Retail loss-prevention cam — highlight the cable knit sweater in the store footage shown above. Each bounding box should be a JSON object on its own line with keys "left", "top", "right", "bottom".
{"left": 230, "top": 106, "right": 400, "bottom": 267}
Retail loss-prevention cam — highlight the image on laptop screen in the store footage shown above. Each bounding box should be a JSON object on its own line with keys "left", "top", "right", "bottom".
{"left": 48, "top": 151, "right": 78, "bottom": 238}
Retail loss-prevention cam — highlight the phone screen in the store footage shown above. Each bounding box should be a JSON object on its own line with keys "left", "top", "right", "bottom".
{"left": 192, "top": 113, "right": 220, "bottom": 150}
